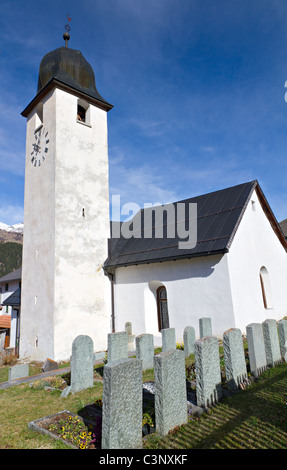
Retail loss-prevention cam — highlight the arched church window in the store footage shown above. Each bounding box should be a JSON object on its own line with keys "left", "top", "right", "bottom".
{"left": 156, "top": 286, "right": 170, "bottom": 332}
{"left": 259, "top": 266, "right": 273, "bottom": 309}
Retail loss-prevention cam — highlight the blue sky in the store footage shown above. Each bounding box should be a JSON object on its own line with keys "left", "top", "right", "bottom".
{"left": 1, "top": 0, "right": 287, "bottom": 225}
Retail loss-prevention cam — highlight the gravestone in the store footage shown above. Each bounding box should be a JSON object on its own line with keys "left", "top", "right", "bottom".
{"left": 102, "top": 358, "right": 142, "bottom": 449}
{"left": 0, "top": 331, "right": 6, "bottom": 350}
{"left": 161, "top": 327, "right": 176, "bottom": 352}
{"left": 262, "top": 319, "right": 281, "bottom": 367}
{"left": 223, "top": 328, "right": 247, "bottom": 391}
{"left": 154, "top": 349, "right": 187, "bottom": 436}
{"left": 278, "top": 319, "right": 287, "bottom": 361}
{"left": 136, "top": 333, "right": 154, "bottom": 371}
{"left": 125, "top": 322, "right": 135, "bottom": 351}
{"left": 70, "top": 335, "right": 94, "bottom": 393}
{"left": 94, "top": 351, "right": 106, "bottom": 362}
{"left": 183, "top": 326, "right": 196, "bottom": 357}
{"left": 195, "top": 336, "right": 222, "bottom": 407}
{"left": 9, "top": 363, "right": 29, "bottom": 382}
{"left": 42, "top": 358, "right": 59, "bottom": 372}
{"left": 107, "top": 331, "right": 128, "bottom": 363}
{"left": 246, "top": 323, "right": 267, "bottom": 377}
{"left": 199, "top": 317, "right": 212, "bottom": 338}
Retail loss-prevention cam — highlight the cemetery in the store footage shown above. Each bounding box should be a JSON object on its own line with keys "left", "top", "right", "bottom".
{"left": 0, "top": 317, "right": 287, "bottom": 449}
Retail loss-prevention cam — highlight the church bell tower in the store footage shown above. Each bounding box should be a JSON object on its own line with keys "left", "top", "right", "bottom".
{"left": 20, "top": 30, "right": 113, "bottom": 361}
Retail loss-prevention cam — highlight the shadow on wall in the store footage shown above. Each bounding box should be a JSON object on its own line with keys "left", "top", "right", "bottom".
{"left": 115, "top": 253, "right": 223, "bottom": 285}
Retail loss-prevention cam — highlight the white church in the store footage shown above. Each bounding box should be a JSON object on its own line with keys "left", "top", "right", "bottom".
{"left": 18, "top": 34, "right": 287, "bottom": 362}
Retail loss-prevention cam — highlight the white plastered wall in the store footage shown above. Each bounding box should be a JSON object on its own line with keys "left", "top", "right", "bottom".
{"left": 113, "top": 253, "right": 235, "bottom": 346}
{"left": 226, "top": 188, "right": 287, "bottom": 333}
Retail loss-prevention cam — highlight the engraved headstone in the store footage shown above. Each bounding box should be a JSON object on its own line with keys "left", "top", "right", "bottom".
{"left": 70, "top": 335, "right": 94, "bottom": 393}
{"left": 107, "top": 331, "right": 128, "bottom": 363}
{"left": 136, "top": 333, "right": 154, "bottom": 371}
{"left": 183, "top": 326, "right": 196, "bottom": 357}
{"left": 102, "top": 358, "right": 142, "bottom": 449}
{"left": 199, "top": 317, "right": 212, "bottom": 338}
{"left": 195, "top": 336, "right": 222, "bottom": 407}
{"left": 262, "top": 319, "right": 281, "bottom": 367}
{"left": 223, "top": 328, "right": 248, "bottom": 391}
{"left": 154, "top": 349, "right": 187, "bottom": 436}
{"left": 246, "top": 323, "right": 267, "bottom": 377}
{"left": 161, "top": 327, "right": 176, "bottom": 352}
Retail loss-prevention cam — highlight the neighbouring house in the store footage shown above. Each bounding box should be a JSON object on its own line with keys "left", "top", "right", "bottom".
{"left": 279, "top": 218, "right": 287, "bottom": 240}
{"left": 0, "top": 268, "right": 21, "bottom": 354}
{"left": 104, "top": 180, "right": 287, "bottom": 346}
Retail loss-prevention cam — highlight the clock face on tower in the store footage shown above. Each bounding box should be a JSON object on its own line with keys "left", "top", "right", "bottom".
{"left": 31, "top": 126, "right": 49, "bottom": 167}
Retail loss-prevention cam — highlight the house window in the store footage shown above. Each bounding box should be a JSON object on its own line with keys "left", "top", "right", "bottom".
{"left": 5, "top": 284, "right": 8, "bottom": 292}
{"left": 259, "top": 266, "right": 273, "bottom": 309}
{"left": 156, "top": 286, "right": 170, "bottom": 331}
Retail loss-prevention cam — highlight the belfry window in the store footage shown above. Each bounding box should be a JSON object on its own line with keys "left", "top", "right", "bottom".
{"left": 77, "top": 104, "right": 86, "bottom": 123}
{"left": 77, "top": 99, "right": 90, "bottom": 125}
{"left": 35, "top": 102, "right": 43, "bottom": 129}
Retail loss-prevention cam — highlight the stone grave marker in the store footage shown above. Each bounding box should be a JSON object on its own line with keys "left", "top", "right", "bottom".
{"left": 42, "top": 358, "right": 59, "bottom": 372}
{"left": 70, "top": 335, "right": 94, "bottom": 393}
{"left": 262, "top": 319, "right": 282, "bottom": 367}
{"left": 125, "top": 322, "right": 135, "bottom": 351}
{"left": 161, "top": 327, "right": 176, "bottom": 352}
{"left": 246, "top": 323, "right": 267, "bottom": 377}
{"left": 278, "top": 319, "right": 287, "bottom": 361}
{"left": 102, "top": 358, "right": 142, "bottom": 449}
{"left": 183, "top": 326, "right": 196, "bottom": 357}
{"left": 107, "top": 331, "right": 128, "bottom": 363}
{"left": 9, "top": 363, "right": 29, "bottom": 382}
{"left": 154, "top": 349, "right": 187, "bottom": 436}
{"left": 199, "top": 317, "right": 212, "bottom": 338}
{"left": 223, "top": 328, "right": 248, "bottom": 391}
{"left": 136, "top": 333, "right": 154, "bottom": 371}
{"left": 195, "top": 336, "right": 222, "bottom": 407}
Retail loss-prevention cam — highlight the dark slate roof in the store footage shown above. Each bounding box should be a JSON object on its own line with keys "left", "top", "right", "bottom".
{"left": 104, "top": 180, "right": 287, "bottom": 272}
{"left": 2, "top": 287, "right": 21, "bottom": 307}
{"left": 279, "top": 219, "right": 287, "bottom": 238}
{"left": 0, "top": 268, "right": 22, "bottom": 283}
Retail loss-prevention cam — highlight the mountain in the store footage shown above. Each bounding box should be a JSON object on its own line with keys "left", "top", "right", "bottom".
{"left": 0, "top": 223, "right": 23, "bottom": 244}
{"left": 0, "top": 223, "right": 23, "bottom": 277}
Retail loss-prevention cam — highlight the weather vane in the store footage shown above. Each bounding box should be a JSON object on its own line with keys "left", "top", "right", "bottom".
{"left": 63, "top": 14, "right": 71, "bottom": 47}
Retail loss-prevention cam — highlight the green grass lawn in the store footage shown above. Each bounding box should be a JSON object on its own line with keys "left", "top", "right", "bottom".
{"left": 143, "top": 362, "right": 287, "bottom": 449}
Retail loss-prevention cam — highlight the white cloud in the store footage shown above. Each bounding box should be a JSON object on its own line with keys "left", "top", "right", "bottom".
{"left": 0, "top": 205, "right": 24, "bottom": 225}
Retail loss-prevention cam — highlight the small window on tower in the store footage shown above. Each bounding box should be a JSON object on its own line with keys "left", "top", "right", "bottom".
{"left": 77, "top": 104, "right": 86, "bottom": 123}
{"left": 35, "top": 102, "right": 43, "bottom": 129}
{"left": 77, "top": 99, "right": 91, "bottom": 126}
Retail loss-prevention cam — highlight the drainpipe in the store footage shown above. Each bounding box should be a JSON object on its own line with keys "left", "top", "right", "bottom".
{"left": 103, "top": 265, "right": 116, "bottom": 333}
{"left": 15, "top": 307, "right": 20, "bottom": 357}
{"left": 110, "top": 273, "right": 115, "bottom": 333}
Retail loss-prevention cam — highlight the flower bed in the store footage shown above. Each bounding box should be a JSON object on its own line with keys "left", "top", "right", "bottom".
{"left": 28, "top": 410, "right": 101, "bottom": 449}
